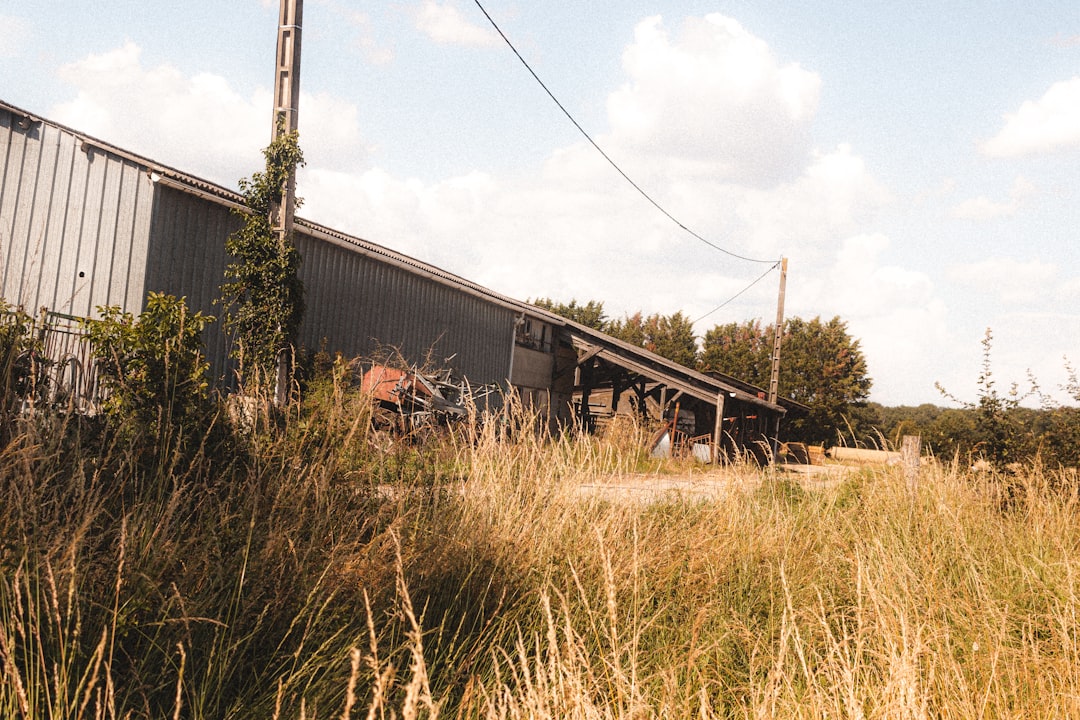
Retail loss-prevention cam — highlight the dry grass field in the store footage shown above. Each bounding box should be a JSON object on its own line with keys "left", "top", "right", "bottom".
{"left": 2, "top": 388, "right": 1079, "bottom": 719}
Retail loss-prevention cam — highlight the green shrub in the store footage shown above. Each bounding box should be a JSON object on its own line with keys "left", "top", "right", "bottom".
{"left": 82, "top": 292, "right": 214, "bottom": 433}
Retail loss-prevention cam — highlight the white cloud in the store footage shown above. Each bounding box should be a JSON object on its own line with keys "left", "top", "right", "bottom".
{"left": 951, "top": 175, "right": 1036, "bottom": 220}
{"left": 1050, "top": 34, "right": 1080, "bottom": 49}
{"left": 811, "top": 234, "right": 950, "bottom": 404}
{"left": 982, "top": 77, "right": 1080, "bottom": 158}
{"left": 322, "top": 2, "right": 394, "bottom": 64}
{"left": 605, "top": 14, "right": 821, "bottom": 186}
{"left": 0, "top": 14, "right": 30, "bottom": 58}
{"left": 414, "top": 1, "right": 499, "bottom": 47}
{"left": 948, "top": 257, "right": 1059, "bottom": 304}
{"left": 951, "top": 196, "right": 1014, "bottom": 220}
{"left": 735, "top": 145, "right": 889, "bottom": 258}
{"left": 51, "top": 42, "right": 370, "bottom": 187}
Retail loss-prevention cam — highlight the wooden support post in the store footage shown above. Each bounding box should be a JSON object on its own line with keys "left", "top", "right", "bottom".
{"left": 634, "top": 379, "right": 648, "bottom": 420}
{"left": 579, "top": 359, "right": 594, "bottom": 432}
{"left": 902, "top": 434, "right": 921, "bottom": 495}
{"left": 611, "top": 371, "right": 624, "bottom": 414}
{"left": 713, "top": 392, "right": 726, "bottom": 464}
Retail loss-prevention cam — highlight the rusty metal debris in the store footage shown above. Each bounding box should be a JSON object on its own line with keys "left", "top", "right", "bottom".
{"left": 355, "top": 361, "right": 498, "bottom": 439}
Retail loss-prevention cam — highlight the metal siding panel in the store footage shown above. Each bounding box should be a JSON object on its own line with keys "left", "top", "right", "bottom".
{"left": 144, "top": 185, "right": 238, "bottom": 384}
{"left": 329, "top": 244, "right": 346, "bottom": 346}
{"left": 108, "top": 162, "right": 141, "bottom": 309}
{"left": 337, "top": 248, "right": 355, "bottom": 353}
{"left": 38, "top": 131, "right": 77, "bottom": 313}
{"left": 18, "top": 125, "right": 60, "bottom": 312}
{"left": 54, "top": 138, "right": 91, "bottom": 316}
{"left": 314, "top": 240, "right": 331, "bottom": 349}
{"left": 192, "top": 192, "right": 215, "bottom": 315}
{"left": 175, "top": 191, "right": 196, "bottom": 303}
{"left": 296, "top": 232, "right": 315, "bottom": 342}
{"left": 16, "top": 126, "right": 52, "bottom": 308}
{"left": 0, "top": 113, "right": 28, "bottom": 302}
{"left": 119, "top": 167, "right": 147, "bottom": 309}
{"left": 147, "top": 185, "right": 235, "bottom": 318}
{"left": 89, "top": 155, "right": 122, "bottom": 312}
{"left": 370, "top": 262, "right": 388, "bottom": 349}
{"left": 317, "top": 239, "right": 335, "bottom": 346}
{"left": 70, "top": 151, "right": 104, "bottom": 317}
{"left": 316, "top": 240, "right": 331, "bottom": 341}
{"left": 301, "top": 233, "right": 325, "bottom": 349}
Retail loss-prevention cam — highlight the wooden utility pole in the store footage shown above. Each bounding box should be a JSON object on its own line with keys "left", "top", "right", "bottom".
{"left": 767, "top": 257, "right": 788, "bottom": 405}
{"left": 767, "top": 257, "right": 788, "bottom": 461}
{"left": 272, "top": 0, "right": 302, "bottom": 406}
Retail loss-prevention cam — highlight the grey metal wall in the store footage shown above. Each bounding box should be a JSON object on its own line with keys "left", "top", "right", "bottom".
{"left": 143, "top": 189, "right": 517, "bottom": 387}
{"left": 144, "top": 184, "right": 240, "bottom": 383}
{"left": 295, "top": 229, "right": 516, "bottom": 386}
{"left": 2, "top": 103, "right": 518, "bottom": 390}
{"left": 0, "top": 107, "right": 154, "bottom": 317}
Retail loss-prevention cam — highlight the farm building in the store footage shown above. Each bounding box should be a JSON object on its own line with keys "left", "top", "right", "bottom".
{"left": 0, "top": 98, "right": 788, "bottom": 459}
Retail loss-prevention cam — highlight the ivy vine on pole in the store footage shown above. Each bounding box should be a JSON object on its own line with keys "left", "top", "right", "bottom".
{"left": 220, "top": 116, "right": 306, "bottom": 394}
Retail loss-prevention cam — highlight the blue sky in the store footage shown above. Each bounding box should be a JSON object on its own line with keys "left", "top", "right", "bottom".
{"left": 2, "top": 1, "right": 1079, "bottom": 406}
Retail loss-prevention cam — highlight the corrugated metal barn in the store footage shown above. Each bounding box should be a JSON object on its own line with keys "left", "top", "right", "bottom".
{"left": 0, "top": 98, "right": 788, "bottom": 456}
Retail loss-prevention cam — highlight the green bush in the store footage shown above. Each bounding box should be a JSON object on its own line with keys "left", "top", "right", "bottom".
{"left": 83, "top": 292, "right": 214, "bottom": 433}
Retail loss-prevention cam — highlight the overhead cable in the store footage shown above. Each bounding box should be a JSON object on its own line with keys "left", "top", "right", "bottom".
{"left": 472, "top": 0, "right": 779, "bottom": 265}
{"left": 691, "top": 261, "right": 781, "bottom": 324}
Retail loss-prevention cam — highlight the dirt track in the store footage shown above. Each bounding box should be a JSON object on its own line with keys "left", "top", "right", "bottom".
{"left": 576, "top": 463, "right": 855, "bottom": 502}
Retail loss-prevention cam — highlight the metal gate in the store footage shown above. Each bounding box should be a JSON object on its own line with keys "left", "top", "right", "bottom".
{"left": 1, "top": 308, "right": 101, "bottom": 413}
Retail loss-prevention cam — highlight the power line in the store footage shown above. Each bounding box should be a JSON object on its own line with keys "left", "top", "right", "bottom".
{"left": 472, "top": 0, "right": 778, "bottom": 266}
{"left": 692, "top": 261, "right": 780, "bottom": 325}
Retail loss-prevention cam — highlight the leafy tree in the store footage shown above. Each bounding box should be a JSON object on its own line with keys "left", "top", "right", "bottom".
{"left": 531, "top": 297, "right": 607, "bottom": 330}
{"left": 220, "top": 119, "right": 306, "bottom": 391}
{"left": 925, "top": 407, "right": 980, "bottom": 460}
{"left": 1024, "top": 357, "right": 1080, "bottom": 467}
{"left": 700, "top": 319, "right": 772, "bottom": 384}
{"left": 644, "top": 311, "right": 698, "bottom": 367}
{"left": 701, "top": 315, "right": 872, "bottom": 444}
{"left": 936, "top": 328, "right": 1035, "bottom": 467}
{"left": 608, "top": 311, "right": 698, "bottom": 367}
{"left": 780, "top": 316, "right": 872, "bottom": 443}
{"left": 606, "top": 311, "right": 647, "bottom": 347}
{"left": 867, "top": 402, "right": 980, "bottom": 456}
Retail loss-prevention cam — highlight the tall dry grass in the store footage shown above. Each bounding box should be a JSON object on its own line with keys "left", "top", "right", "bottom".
{"left": 2, "top": 382, "right": 1079, "bottom": 718}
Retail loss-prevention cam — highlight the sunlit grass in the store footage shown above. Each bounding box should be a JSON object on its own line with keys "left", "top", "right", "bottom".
{"left": 2, "top": 387, "right": 1079, "bottom": 718}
